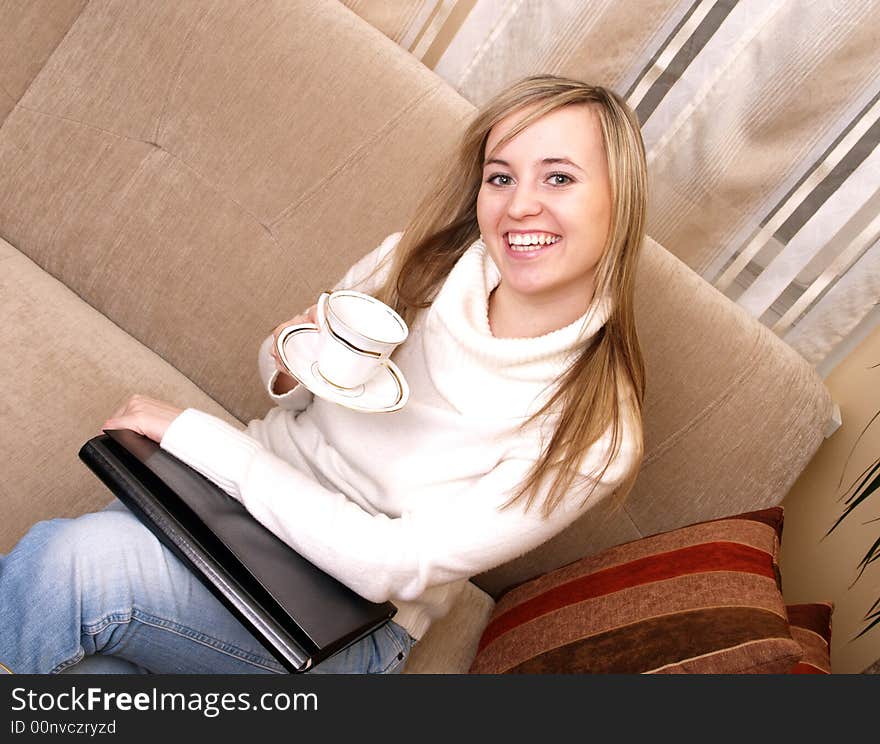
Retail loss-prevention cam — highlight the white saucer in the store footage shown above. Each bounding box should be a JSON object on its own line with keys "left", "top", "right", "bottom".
{"left": 276, "top": 324, "right": 409, "bottom": 413}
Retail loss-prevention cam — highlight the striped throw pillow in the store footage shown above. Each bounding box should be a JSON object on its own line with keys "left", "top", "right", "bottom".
{"left": 787, "top": 602, "right": 833, "bottom": 673}
{"left": 469, "top": 507, "right": 803, "bottom": 674}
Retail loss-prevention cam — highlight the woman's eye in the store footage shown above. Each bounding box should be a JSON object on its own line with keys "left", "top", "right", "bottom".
{"left": 549, "top": 173, "right": 572, "bottom": 185}
{"left": 487, "top": 174, "right": 512, "bottom": 186}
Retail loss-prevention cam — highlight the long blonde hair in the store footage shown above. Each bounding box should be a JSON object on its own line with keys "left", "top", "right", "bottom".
{"left": 373, "top": 75, "right": 647, "bottom": 517}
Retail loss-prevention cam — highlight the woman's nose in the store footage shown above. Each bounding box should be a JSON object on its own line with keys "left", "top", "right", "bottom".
{"left": 506, "top": 183, "right": 542, "bottom": 218}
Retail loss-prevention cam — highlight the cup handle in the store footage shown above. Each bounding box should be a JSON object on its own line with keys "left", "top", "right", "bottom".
{"left": 316, "top": 291, "right": 330, "bottom": 332}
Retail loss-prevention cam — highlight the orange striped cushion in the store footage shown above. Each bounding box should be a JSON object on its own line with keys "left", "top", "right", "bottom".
{"left": 786, "top": 602, "right": 833, "bottom": 673}
{"left": 469, "top": 507, "right": 803, "bottom": 674}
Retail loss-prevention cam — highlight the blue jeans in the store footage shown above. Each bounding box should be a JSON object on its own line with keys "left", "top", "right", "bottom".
{"left": 0, "top": 499, "right": 415, "bottom": 674}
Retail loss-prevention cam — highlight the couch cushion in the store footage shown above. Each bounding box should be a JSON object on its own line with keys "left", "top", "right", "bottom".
{"left": 0, "top": 0, "right": 473, "bottom": 425}
{"left": 0, "top": 0, "right": 87, "bottom": 126}
{"left": 0, "top": 238, "right": 241, "bottom": 552}
{"left": 469, "top": 508, "right": 802, "bottom": 673}
{"left": 786, "top": 602, "right": 833, "bottom": 674}
{"left": 402, "top": 581, "right": 495, "bottom": 674}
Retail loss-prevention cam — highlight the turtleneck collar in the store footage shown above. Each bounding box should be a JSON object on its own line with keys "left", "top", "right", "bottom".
{"left": 422, "top": 237, "right": 613, "bottom": 418}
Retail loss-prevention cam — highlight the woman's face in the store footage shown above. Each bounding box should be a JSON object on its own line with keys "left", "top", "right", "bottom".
{"left": 476, "top": 103, "right": 612, "bottom": 315}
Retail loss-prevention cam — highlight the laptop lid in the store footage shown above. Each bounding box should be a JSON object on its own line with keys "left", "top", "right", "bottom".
{"left": 80, "top": 429, "right": 396, "bottom": 673}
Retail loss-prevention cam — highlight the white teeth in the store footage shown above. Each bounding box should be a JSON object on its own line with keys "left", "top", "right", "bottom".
{"left": 506, "top": 233, "right": 561, "bottom": 251}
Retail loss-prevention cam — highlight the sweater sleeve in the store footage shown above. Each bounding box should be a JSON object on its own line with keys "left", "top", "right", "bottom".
{"left": 160, "top": 408, "right": 633, "bottom": 604}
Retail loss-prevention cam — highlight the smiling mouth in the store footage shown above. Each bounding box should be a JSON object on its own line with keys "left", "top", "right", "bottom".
{"left": 503, "top": 232, "right": 562, "bottom": 254}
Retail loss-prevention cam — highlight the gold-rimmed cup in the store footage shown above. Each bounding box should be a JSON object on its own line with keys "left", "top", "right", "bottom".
{"left": 313, "top": 290, "right": 408, "bottom": 389}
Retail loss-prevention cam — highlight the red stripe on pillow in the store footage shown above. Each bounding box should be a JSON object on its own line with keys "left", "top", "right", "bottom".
{"left": 478, "top": 542, "right": 777, "bottom": 653}
{"left": 787, "top": 603, "right": 832, "bottom": 645}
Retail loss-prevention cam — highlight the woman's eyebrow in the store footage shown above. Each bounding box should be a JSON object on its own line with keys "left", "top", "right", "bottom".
{"left": 483, "top": 157, "right": 585, "bottom": 173}
{"left": 543, "top": 157, "right": 585, "bottom": 173}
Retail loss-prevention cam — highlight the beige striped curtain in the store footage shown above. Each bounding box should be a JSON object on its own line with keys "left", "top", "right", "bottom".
{"left": 341, "top": 0, "right": 880, "bottom": 377}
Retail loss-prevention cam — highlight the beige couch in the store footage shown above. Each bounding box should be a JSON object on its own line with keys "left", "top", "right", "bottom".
{"left": 0, "top": 1, "right": 833, "bottom": 673}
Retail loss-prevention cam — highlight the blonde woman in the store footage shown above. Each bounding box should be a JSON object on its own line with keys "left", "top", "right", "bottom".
{"left": 0, "top": 75, "right": 646, "bottom": 674}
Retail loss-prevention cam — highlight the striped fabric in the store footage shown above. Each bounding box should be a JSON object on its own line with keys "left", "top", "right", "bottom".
{"left": 787, "top": 603, "right": 833, "bottom": 674}
{"left": 469, "top": 508, "right": 803, "bottom": 674}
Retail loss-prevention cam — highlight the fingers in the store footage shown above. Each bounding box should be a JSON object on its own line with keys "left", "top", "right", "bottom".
{"left": 109, "top": 402, "right": 128, "bottom": 419}
{"left": 101, "top": 394, "right": 184, "bottom": 443}
{"left": 112, "top": 393, "right": 174, "bottom": 415}
{"left": 103, "top": 394, "right": 137, "bottom": 431}
{"left": 277, "top": 306, "right": 319, "bottom": 331}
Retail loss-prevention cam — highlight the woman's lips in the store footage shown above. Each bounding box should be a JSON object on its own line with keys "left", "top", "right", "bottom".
{"left": 503, "top": 234, "right": 561, "bottom": 259}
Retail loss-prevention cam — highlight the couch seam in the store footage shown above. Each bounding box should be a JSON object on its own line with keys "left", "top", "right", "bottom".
{"left": 15, "top": 103, "right": 153, "bottom": 146}
{"left": 0, "top": 81, "right": 17, "bottom": 108}
{"left": 153, "top": 2, "right": 218, "bottom": 145}
{"left": 157, "top": 147, "right": 281, "bottom": 248}
{"left": 92, "top": 149, "right": 164, "bottom": 292}
{"left": 268, "top": 81, "right": 444, "bottom": 229}
{"left": 5, "top": 0, "right": 91, "bottom": 118}
{"left": 7, "top": 83, "right": 445, "bottom": 253}
{"left": 8, "top": 104, "right": 280, "bottom": 250}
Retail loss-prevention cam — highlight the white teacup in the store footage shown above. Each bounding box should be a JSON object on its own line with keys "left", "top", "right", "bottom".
{"left": 312, "top": 290, "right": 408, "bottom": 389}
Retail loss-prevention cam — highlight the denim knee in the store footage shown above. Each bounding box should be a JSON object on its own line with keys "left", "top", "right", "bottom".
{"left": 0, "top": 510, "right": 159, "bottom": 673}
{"left": 27, "top": 510, "right": 161, "bottom": 620}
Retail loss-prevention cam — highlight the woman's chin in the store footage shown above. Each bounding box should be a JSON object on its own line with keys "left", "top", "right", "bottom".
{"left": 496, "top": 279, "right": 556, "bottom": 304}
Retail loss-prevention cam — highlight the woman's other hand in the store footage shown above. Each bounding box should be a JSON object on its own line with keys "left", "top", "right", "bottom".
{"left": 102, "top": 394, "right": 184, "bottom": 443}
{"left": 269, "top": 305, "right": 317, "bottom": 395}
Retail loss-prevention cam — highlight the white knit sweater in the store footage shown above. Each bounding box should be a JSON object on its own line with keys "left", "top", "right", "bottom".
{"left": 160, "top": 233, "right": 639, "bottom": 640}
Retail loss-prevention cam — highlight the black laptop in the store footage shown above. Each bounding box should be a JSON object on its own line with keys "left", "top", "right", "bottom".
{"left": 79, "top": 428, "right": 396, "bottom": 673}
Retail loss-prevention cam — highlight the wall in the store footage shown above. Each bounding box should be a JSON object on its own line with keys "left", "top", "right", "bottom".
{"left": 780, "top": 322, "right": 880, "bottom": 673}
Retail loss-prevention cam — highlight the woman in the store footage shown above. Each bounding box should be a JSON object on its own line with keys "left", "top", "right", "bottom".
{"left": 0, "top": 74, "right": 646, "bottom": 674}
